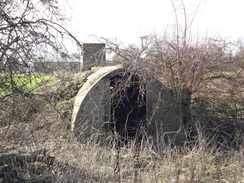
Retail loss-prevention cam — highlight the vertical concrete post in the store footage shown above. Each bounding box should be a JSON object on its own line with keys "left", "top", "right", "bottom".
{"left": 80, "top": 43, "right": 106, "bottom": 70}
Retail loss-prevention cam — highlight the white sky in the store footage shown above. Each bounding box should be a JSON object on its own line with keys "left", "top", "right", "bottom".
{"left": 63, "top": 0, "right": 244, "bottom": 51}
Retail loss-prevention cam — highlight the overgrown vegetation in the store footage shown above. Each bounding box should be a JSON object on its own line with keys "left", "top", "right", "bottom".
{"left": 0, "top": 0, "right": 243, "bottom": 182}
{"left": 0, "top": 67, "right": 243, "bottom": 182}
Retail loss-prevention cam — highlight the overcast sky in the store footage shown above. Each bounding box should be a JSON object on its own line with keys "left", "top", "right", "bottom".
{"left": 64, "top": 0, "right": 244, "bottom": 51}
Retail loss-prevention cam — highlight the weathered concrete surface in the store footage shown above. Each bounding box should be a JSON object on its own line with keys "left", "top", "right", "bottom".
{"left": 71, "top": 65, "right": 122, "bottom": 137}
{"left": 71, "top": 65, "right": 184, "bottom": 144}
{"left": 146, "top": 79, "right": 184, "bottom": 145}
{"left": 80, "top": 43, "right": 106, "bottom": 70}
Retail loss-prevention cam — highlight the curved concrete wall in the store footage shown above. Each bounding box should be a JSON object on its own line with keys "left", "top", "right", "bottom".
{"left": 71, "top": 65, "right": 184, "bottom": 144}
{"left": 71, "top": 65, "right": 122, "bottom": 137}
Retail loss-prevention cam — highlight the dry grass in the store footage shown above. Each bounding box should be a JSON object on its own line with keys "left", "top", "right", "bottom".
{"left": 0, "top": 119, "right": 243, "bottom": 183}
{"left": 0, "top": 72, "right": 243, "bottom": 183}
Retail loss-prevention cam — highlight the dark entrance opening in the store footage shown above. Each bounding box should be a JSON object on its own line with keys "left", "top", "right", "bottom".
{"left": 110, "top": 73, "right": 146, "bottom": 140}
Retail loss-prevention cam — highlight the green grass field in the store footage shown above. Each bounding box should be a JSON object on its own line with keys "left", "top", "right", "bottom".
{"left": 0, "top": 74, "right": 54, "bottom": 92}
{"left": 204, "top": 71, "right": 235, "bottom": 79}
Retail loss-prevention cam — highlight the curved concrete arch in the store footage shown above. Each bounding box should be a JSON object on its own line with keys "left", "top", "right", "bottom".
{"left": 71, "top": 65, "right": 122, "bottom": 137}
{"left": 71, "top": 65, "right": 184, "bottom": 144}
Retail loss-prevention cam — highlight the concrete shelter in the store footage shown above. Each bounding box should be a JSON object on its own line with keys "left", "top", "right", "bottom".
{"left": 71, "top": 43, "right": 184, "bottom": 145}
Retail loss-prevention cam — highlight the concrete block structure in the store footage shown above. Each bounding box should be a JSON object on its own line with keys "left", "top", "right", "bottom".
{"left": 71, "top": 43, "right": 185, "bottom": 145}
{"left": 80, "top": 43, "right": 106, "bottom": 70}
{"left": 71, "top": 71, "right": 184, "bottom": 144}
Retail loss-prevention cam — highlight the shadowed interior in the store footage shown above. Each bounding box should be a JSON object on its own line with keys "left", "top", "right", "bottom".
{"left": 110, "top": 74, "right": 146, "bottom": 139}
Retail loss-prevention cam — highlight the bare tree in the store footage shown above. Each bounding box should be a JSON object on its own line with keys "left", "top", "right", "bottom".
{"left": 102, "top": 0, "right": 241, "bottom": 145}
{"left": 0, "top": 0, "right": 79, "bottom": 74}
{"left": 0, "top": 0, "right": 79, "bottom": 131}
